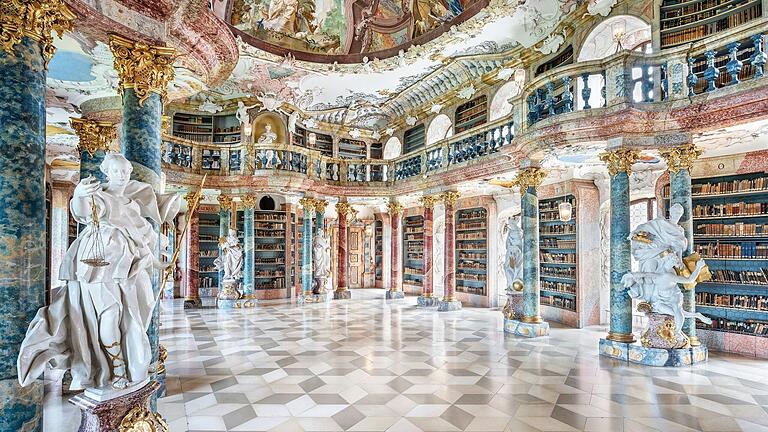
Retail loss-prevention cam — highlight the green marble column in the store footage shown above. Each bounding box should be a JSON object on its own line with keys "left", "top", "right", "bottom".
{"left": 300, "top": 198, "right": 315, "bottom": 298}
{"left": 217, "top": 195, "right": 233, "bottom": 290}
{"left": 0, "top": 2, "right": 74, "bottom": 429}
{"left": 242, "top": 195, "right": 256, "bottom": 296}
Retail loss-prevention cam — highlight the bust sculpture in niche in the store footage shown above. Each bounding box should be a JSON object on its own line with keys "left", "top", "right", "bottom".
{"left": 17, "top": 153, "right": 180, "bottom": 391}
{"left": 257, "top": 123, "right": 277, "bottom": 145}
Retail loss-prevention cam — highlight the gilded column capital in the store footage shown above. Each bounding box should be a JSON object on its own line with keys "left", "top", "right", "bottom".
{"left": 513, "top": 168, "right": 547, "bottom": 193}
{"left": 387, "top": 200, "right": 403, "bottom": 215}
{"left": 599, "top": 148, "right": 641, "bottom": 176}
{"left": 299, "top": 197, "right": 315, "bottom": 212}
{"left": 441, "top": 191, "right": 461, "bottom": 206}
{"left": 659, "top": 144, "right": 702, "bottom": 174}
{"left": 217, "top": 194, "right": 233, "bottom": 211}
{"left": 108, "top": 34, "right": 176, "bottom": 106}
{"left": 70, "top": 118, "right": 116, "bottom": 157}
{"left": 241, "top": 194, "right": 257, "bottom": 209}
{"left": 183, "top": 191, "right": 198, "bottom": 207}
{"left": 161, "top": 115, "right": 172, "bottom": 134}
{"left": 0, "top": 0, "right": 75, "bottom": 67}
{"left": 335, "top": 201, "right": 355, "bottom": 217}
{"left": 314, "top": 199, "right": 329, "bottom": 214}
{"left": 419, "top": 195, "right": 439, "bottom": 209}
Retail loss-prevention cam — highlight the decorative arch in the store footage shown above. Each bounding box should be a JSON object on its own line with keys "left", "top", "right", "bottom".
{"left": 251, "top": 112, "right": 288, "bottom": 144}
{"left": 426, "top": 114, "right": 453, "bottom": 145}
{"left": 577, "top": 15, "right": 651, "bottom": 62}
{"left": 489, "top": 81, "right": 523, "bottom": 122}
{"left": 383, "top": 137, "right": 402, "bottom": 160}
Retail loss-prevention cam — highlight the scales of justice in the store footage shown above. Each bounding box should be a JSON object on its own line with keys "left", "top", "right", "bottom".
{"left": 15, "top": 153, "right": 206, "bottom": 431}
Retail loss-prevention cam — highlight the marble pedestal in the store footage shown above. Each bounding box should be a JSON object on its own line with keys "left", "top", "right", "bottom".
{"left": 437, "top": 299, "right": 462, "bottom": 311}
{"left": 333, "top": 290, "right": 351, "bottom": 300}
{"left": 417, "top": 295, "right": 438, "bottom": 307}
{"left": 599, "top": 338, "right": 709, "bottom": 366}
{"left": 385, "top": 290, "right": 405, "bottom": 299}
{"left": 183, "top": 298, "right": 202, "bottom": 309}
{"left": 70, "top": 381, "right": 166, "bottom": 432}
{"left": 217, "top": 280, "right": 240, "bottom": 309}
{"left": 504, "top": 319, "right": 550, "bottom": 338}
{"left": 235, "top": 295, "right": 257, "bottom": 308}
{"left": 300, "top": 292, "right": 331, "bottom": 304}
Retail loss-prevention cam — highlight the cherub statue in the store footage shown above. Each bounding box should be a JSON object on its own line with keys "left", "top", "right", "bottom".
{"left": 236, "top": 100, "right": 259, "bottom": 126}
{"left": 621, "top": 203, "right": 712, "bottom": 348}
{"left": 313, "top": 228, "right": 331, "bottom": 294}
{"left": 215, "top": 228, "right": 243, "bottom": 283}
{"left": 18, "top": 153, "right": 180, "bottom": 391}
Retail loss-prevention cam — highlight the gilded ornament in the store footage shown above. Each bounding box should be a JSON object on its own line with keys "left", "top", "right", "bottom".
{"left": 119, "top": 405, "right": 168, "bottom": 432}
{"left": 109, "top": 34, "right": 176, "bottom": 106}
{"left": 512, "top": 168, "right": 547, "bottom": 193}
{"left": 70, "top": 118, "right": 117, "bottom": 157}
{"left": 335, "top": 201, "right": 355, "bottom": 217}
{"left": 419, "top": 195, "right": 439, "bottom": 209}
{"left": 157, "top": 344, "right": 168, "bottom": 375}
{"left": 659, "top": 144, "right": 702, "bottom": 174}
{"left": 299, "top": 197, "right": 315, "bottom": 212}
{"left": 161, "top": 116, "right": 172, "bottom": 134}
{"left": 387, "top": 200, "right": 403, "bottom": 215}
{"left": 240, "top": 194, "right": 257, "bottom": 209}
{"left": 313, "top": 199, "right": 328, "bottom": 214}
{"left": 0, "top": 0, "right": 75, "bottom": 68}
{"left": 441, "top": 191, "right": 461, "bottom": 206}
{"left": 217, "top": 194, "right": 234, "bottom": 211}
{"left": 183, "top": 191, "right": 198, "bottom": 208}
{"left": 599, "top": 148, "right": 640, "bottom": 176}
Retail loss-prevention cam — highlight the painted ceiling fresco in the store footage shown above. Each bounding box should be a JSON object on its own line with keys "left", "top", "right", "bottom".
{"left": 229, "top": 0, "right": 487, "bottom": 58}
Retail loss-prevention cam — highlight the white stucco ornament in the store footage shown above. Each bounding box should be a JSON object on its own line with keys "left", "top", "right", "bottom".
{"left": 586, "top": 0, "right": 618, "bottom": 16}
{"left": 458, "top": 85, "right": 476, "bottom": 100}
{"left": 406, "top": 116, "right": 417, "bottom": 126}
{"left": 372, "top": 130, "right": 382, "bottom": 140}
{"left": 497, "top": 68, "right": 515, "bottom": 81}
{"left": 198, "top": 97, "right": 223, "bottom": 114}
{"left": 430, "top": 103, "right": 443, "bottom": 113}
{"left": 256, "top": 92, "right": 284, "bottom": 112}
{"left": 534, "top": 29, "right": 567, "bottom": 55}
{"left": 385, "top": 127, "right": 395, "bottom": 136}
{"left": 349, "top": 128, "right": 362, "bottom": 139}
{"left": 303, "top": 117, "right": 318, "bottom": 128}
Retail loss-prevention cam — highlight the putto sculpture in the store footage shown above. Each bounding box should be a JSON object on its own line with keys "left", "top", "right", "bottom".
{"left": 621, "top": 203, "right": 712, "bottom": 348}
{"left": 17, "top": 153, "right": 180, "bottom": 391}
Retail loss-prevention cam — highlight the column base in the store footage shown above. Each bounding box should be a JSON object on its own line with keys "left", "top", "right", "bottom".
{"left": 333, "top": 290, "right": 351, "bottom": 300}
{"left": 235, "top": 295, "right": 258, "bottom": 308}
{"left": 385, "top": 290, "right": 405, "bottom": 299}
{"left": 183, "top": 297, "right": 202, "bottom": 309}
{"left": 599, "top": 338, "right": 708, "bottom": 366}
{"left": 437, "top": 299, "right": 462, "bottom": 311}
{"left": 0, "top": 378, "right": 43, "bottom": 431}
{"left": 300, "top": 292, "right": 332, "bottom": 304}
{"left": 70, "top": 380, "right": 166, "bottom": 431}
{"left": 503, "top": 319, "right": 550, "bottom": 338}
{"left": 417, "top": 295, "right": 438, "bottom": 307}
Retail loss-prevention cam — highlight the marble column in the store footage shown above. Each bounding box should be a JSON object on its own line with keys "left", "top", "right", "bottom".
{"left": 314, "top": 199, "right": 327, "bottom": 233}
{"left": 71, "top": 118, "right": 117, "bottom": 182}
{"left": 600, "top": 148, "right": 640, "bottom": 343}
{"left": 417, "top": 196, "right": 439, "bottom": 307}
{"left": 335, "top": 201, "right": 355, "bottom": 299}
{"left": 300, "top": 197, "right": 315, "bottom": 299}
{"left": 661, "top": 144, "right": 703, "bottom": 345}
{"left": 183, "top": 192, "right": 201, "bottom": 308}
{"left": 217, "top": 195, "right": 233, "bottom": 290}
{"left": 386, "top": 200, "right": 405, "bottom": 299}
{"left": 438, "top": 192, "right": 462, "bottom": 311}
{"left": 241, "top": 195, "right": 257, "bottom": 298}
{"left": 0, "top": 2, "right": 74, "bottom": 428}
{"left": 517, "top": 169, "right": 547, "bottom": 323}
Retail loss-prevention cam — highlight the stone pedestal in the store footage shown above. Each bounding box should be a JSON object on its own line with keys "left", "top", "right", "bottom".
{"left": 599, "top": 338, "right": 708, "bottom": 366}
{"left": 417, "top": 295, "right": 438, "bottom": 307}
{"left": 386, "top": 290, "right": 405, "bottom": 299}
{"left": 70, "top": 381, "right": 166, "bottom": 432}
{"left": 217, "top": 280, "right": 240, "bottom": 309}
{"left": 333, "top": 290, "right": 351, "bottom": 300}
{"left": 183, "top": 298, "right": 202, "bottom": 309}
{"left": 437, "top": 299, "right": 462, "bottom": 311}
{"left": 504, "top": 319, "right": 550, "bottom": 338}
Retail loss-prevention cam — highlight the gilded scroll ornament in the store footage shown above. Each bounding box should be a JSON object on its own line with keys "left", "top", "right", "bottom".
{"left": 386, "top": 200, "right": 403, "bottom": 215}
{"left": 335, "top": 201, "right": 355, "bottom": 217}
{"left": 240, "top": 194, "right": 257, "bottom": 209}
{"left": 599, "top": 148, "right": 641, "bottom": 176}
{"left": 0, "top": 0, "right": 75, "bottom": 67}
{"left": 217, "top": 194, "right": 234, "bottom": 211}
{"left": 119, "top": 406, "right": 168, "bottom": 432}
{"left": 313, "top": 199, "right": 328, "bottom": 214}
{"left": 299, "top": 197, "right": 315, "bottom": 212}
{"left": 659, "top": 143, "right": 702, "bottom": 174}
{"left": 109, "top": 34, "right": 176, "bottom": 106}
{"left": 441, "top": 191, "right": 461, "bottom": 206}
{"left": 70, "top": 118, "right": 116, "bottom": 157}
{"left": 512, "top": 168, "right": 547, "bottom": 193}
{"left": 419, "top": 195, "right": 440, "bottom": 208}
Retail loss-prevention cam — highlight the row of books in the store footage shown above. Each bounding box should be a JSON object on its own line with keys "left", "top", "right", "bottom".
{"left": 255, "top": 223, "right": 285, "bottom": 229}
{"left": 174, "top": 125, "right": 212, "bottom": 133}
{"left": 254, "top": 214, "right": 285, "bottom": 222}
{"left": 540, "top": 253, "right": 576, "bottom": 264}
{"left": 693, "top": 202, "right": 768, "bottom": 217}
{"left": 457, "top": 222, "right": 485, "bottom": 230}
{"left": 541, "top": 239, "right": 576, "bottom": 249}
{"left": 539, "top": 197, "right": 575, "bottom": 212}
{"left": 200, "top": 277, "right": 217, "bottom": 288}
{"left": 696, "top": 292, "right": 768, "bottom": 311}
{"left": 200, "top": 250, "right": 218, "bottom": 257}
{"left": 407, "top": 253, "right": 423, "bottom": 260}
{"left": 541, "top": 295, "right": 576, "bottom": 311}
{"left": 457, "top": 286, "right": 485, "bottom": 295}
{"left": 709, "top": 268, "right": 768, "bottom": 285}
{"left": 255, "top": 279, "right": 285, "bottom": 290}
{"left": 695, "top": 223, "right": 768, "bottom": 236}
{"left": 690, "top": 176, "right": 768, "bottom": 195}
{"left": 541, "top": 265, "right": 576, "bottom": 278}
{"left": 174, "top": 133, "right": 215, "bottom": 143}
{"left": 457, "top": 209, "right": 487, "bottom": 220}
{"left": 255, "top": 271, "right": 284, "bottom": 277}
{"left": 697, "top": 317, "right": 768, "bottom": 336}
{"left": 254, "top": 245, "right": 284, "bottom": 251}
{"left": 255, "top": 258, "right": 284, "bottom": 264}
{"left": 456, "top": 233, "right": 486, "bottom": 240}
{"left": 541, "top": 280, "right": 576, "bottom": 295}
{"left": 541, "top": 225, "right": 577, "bottom": 235}
{"left": 405, "top": 227, "right": 422, "bottom": 233}
{"left": 456, "top": 272, "right": 485, "bottom": 281}
{"left": 405, "top": 235, "right": 424, "bottom": 241}
{"left": 694, "top": 242, "right": 768, "bottom": 259}
{"left": 459, "top": 252, "right": 485, "bottom": 260}
{"left": 404, "top": 268, "right": 422, "bottom": 275}
{"left": 255, "top": 230, "right": 286, "bottom": 237}
{"left": 457, "top": 261, "right": 486, "bottom": 270}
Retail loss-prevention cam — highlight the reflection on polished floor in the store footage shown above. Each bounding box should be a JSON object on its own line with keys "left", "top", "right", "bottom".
{"left": 45, "top": 289, "right": 768, "bottom": 431}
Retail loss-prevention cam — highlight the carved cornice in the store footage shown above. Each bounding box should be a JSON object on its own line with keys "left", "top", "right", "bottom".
{"left": 513, "top": 168, "right": 547, "bottom": 193}
{"left": 299, "top": 197, "right": 315, "bottom": 212}
{"left": 109, "top": 34, "right": 176, "bottom": 106}
{"left": 70, "top": 118, "right": 116, "bottom": 157}
{"left": 419, "top": 195, "right": 440, "bottom": 209}
{"left": 387, "top": 200, "right": 403, "bottom": 215}
{"left": 659, "top": 143, "right": 703, "bottom": 174}
{"left": 313, "top": 199, "right": 328, "bottom": 214}
{"left": 441, "top": 191, "right": 461, "bottom": 206}
{"left": 217, "top": 194, "right": 233, "bottom": 210}
{"left": 241, "top": 194, "right": 257, "bottom": 209}
{"left": 0, "top": 0, "right": 76, "bottom": 68}
{"left": 335, "top": 201, "right": 355, "bottom": 217}
{"left": 599, "top": 148, "right": 641, "bottom": 176}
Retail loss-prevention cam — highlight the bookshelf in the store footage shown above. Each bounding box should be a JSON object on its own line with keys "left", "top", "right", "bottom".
{"left": 375, "top": 219, "right": 383, "bottom": 287}
{"left": 251, "top": 209, "right": 288, "bottom": 297}
{"left": 535, "top": 45, "right": 574, "bottom": 77}
{"left": 454, "top": 96, "right": 488, "bottom": 134}
{"left": 403, "top": 124, "right": 426, "bottom": 155}
{"left": 455, "top": 208, "right": 488, "bottom": 297}
{"left": 338, "top": 139, "right": 367, "bottom": 160}
{"left": 659, "top": 0, "right": 762, "bottom": 49}
{"left": 291, "top": 126, "right": 307, "bottom": 148}
{"left": 370, "top": 142, "right": 383, "bottom": 160}
{"left": 68, "top": 212, "right": 78, "bottom": 247}
{"left": 403, "top": 215, "right": 424, "bottom": 291}
{"left": 662, "top": 171, "right": 768, "bottom": 356}
{"left": 198, "top": 210, "right": 220, "bottom": 307}
{"left": 313, "top": 132, "right": 334, "bottom": 157}
{"left": 539, "top": 195, "right": 578, "bottom": 315}
{"left": 172, "top": 112, "right": 241, "bottom": 145}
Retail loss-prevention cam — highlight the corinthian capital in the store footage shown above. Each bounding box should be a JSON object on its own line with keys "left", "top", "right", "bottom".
{"left": 441, "top": 191, "right": 461, "bottom": 206}
{"left": 599, "top": 148, "right": 641, "bottom": 176}
{"left": 299, "top": 197, "right": 315, "bottom": 212}
{"left": 109, "top": 34, "right": 176, "bottom": 106}
{"left": 513, "top": 168, "right": 547, "bottom": 193}
{"left": 387, "top": 199, "right": 403, "bottom": 215}
{"left": 335, "top": 201, "right": 355, "bottom": 217}
{"left": 419, "top": 195, "right": 439, "bottom": 209}
{"left": 241, "top": 194, "right": 257, "bottom": 209}
{"left": 314, "top": 199, "right": 329, "bottom": 214}
{"left": 0, "top": 0, "right": 75, "bottom": 67}
{"left": 217, "top": 194, "right": 233, "bottom": 211}
{"left": 659, "top": 144, "right": 702, "bottom": 174}
{"left": 70, "top": 118, "right": 116, "bottom": 157}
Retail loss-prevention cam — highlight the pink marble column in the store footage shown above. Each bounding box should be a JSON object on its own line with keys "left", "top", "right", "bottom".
{"left": 184, "top": 194, "right": 200, "bottom": 308}
{"left": 439, "top": 192, "right": 461, "bottom": 311}
{"left": 334, "top": 201, "right": 353, "bottom": 299}
{"left": 387, "top": 200, "right": 404, "bottom": 299}
{"left": 417, "top": 196, "right": 438, "bottom": 306}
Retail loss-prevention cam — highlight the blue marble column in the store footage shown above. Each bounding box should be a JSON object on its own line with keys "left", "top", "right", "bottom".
{"left": 300, "top": 198, "right": 314, "bottom": 297}
{"left": 0, "top": 36, "right": 48, "bottom": 431}
{"left": 242, "top": 198, "right": 255, "bottom": 297}
{"left": 80, "top": 149, "right": 108, "bottom": 181}
{"left": 314, "top": 200, "right": 327, "bottom": 233}
{"left": 521, "top": 184, "right": 542, "bottom": 321}
{"left": 217, "top": 199, "right": 232, "bottom": 289}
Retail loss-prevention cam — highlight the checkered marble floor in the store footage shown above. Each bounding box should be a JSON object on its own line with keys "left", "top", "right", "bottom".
{"left": 44, "top": 289, "right": 768, "bottom": 431}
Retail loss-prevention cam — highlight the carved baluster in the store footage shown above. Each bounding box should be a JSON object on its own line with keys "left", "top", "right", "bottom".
{"left": 660, "top": 64, "right": 669, "bottom": 101}
{"left": 687, "top": 57, "right": 699, "bottom": 96}
{"left": 537, "top": 88, "right": 547, "bottom": 118}
{"left": 581, "top": 72, "right": 591, "bottom": 109}
{"left": 750, "top": 33, "right": 767, "bottom": 78}
{"left": 726, "top": 42, "right": 743, "bottom": 85}
{"left": 703, "top": 50, "right": 719, "bottom": 92}
{"left": 561, "top": 76, "right": 573, "bottom": 113}
{"left": 526, "top": 94, "right": 537, "bottom": 125}
{"left": 601, "top": 71, "right": 607, "bottom": 106}
{"left": 545, "top": 82, "right": 555, "bottom": 116}
{"left": 641, "top": 67, "right": 654, "bottom": 102}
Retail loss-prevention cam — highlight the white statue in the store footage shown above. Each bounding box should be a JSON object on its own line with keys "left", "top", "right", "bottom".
{"left": 255, "top": 92, "right": 284, "bottom": 112}
{"left": 503, "top": 216, "right": 524, "bottom": 291}
{"left": 257, "top": 123, "right": 277, "bottom": 145}
{"left": 621, "top": 203, "right": 712, "bottom": 347}
{"left": 17, "top": 153, "right": 180, "bottom": 391}
{"left": 313, "top": 228, "right": 331, "bottom": 294}
{"left": 236, "top": 100, "right": 258, "bottom": 126}
{"left": 214, "top": 228, "right": 243, "bottom": 282}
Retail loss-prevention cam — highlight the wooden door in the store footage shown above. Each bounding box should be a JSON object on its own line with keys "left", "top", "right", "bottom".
{"left": 348, "top": 227, "right": 364, "bottom": 288}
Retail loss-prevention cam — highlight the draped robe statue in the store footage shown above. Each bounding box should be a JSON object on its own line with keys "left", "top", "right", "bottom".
{"left": 215, "top": 228, "right": 244, "bottom": 283}
{"left": 313, "top": 228, "right": 331, "bottom": 294}
{"left": 17, "top": 153, "right": 180, "bottom": 391}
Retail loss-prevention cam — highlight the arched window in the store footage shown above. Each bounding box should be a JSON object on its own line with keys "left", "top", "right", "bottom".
{"left": 426, "top": 114, "right": 453, "bottom": 145}
{"left": 259, "top": 195, "right": 276, "bottom": 211}
{"left": 489, "top": 81, "right": 523, "bottom": 121}
{"left": 383, "top": 137, "right": 402, "bottom": 160}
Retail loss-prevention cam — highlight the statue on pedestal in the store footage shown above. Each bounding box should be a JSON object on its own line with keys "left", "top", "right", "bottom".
{"left": 501, "top": 216, "right": 524, "bottom": 319}
{"left": 215, "top": 228, "right": 243, "bottom": 300}
{"left": 17, "top": 153, "right": 181, "bottom": 392}
{"left": 621, "top": 203, "right": 712, "bottom": 348}
{"left": 313, "top": 228, "right": 331, "bottom": 295}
